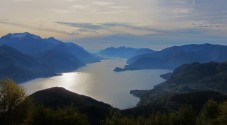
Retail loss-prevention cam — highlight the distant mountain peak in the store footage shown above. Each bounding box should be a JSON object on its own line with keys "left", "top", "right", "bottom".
{"left": 46, "top": 37, "right": 57, "bottom": 40}
{"left": 45, "top": 37, "right": 62, "bottom": 43}
{"left": 1, "top": 32, "right": 42, "bottom": 40}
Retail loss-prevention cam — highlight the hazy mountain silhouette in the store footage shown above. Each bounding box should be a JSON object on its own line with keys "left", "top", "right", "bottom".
{"left": 130, "top": 61, "right": 227, "bottom": 106}
{"left": 0, "top": 45, "right": 54, "bottom": 82}
{"left": 38, "top": 43, "right": 86, "bottom": 73}
{"left": 116, "top": 44, "right": 227, "bottom": 71}
{"left": 98, "top": 47, "right": 154, "bottom": 58}
{"left": 0, "top": 32, "right": 61, "bottom": 56}
{"left": 0, "top": 32, "right": 100, "bottom": 83}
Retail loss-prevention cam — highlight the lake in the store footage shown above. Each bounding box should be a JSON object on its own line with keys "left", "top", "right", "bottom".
{"left": 22, "top": 58, "right": 170, "bottom": 109}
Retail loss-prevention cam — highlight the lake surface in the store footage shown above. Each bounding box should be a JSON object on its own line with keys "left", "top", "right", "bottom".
{"left": 22, "top": 58, "right": 170, "bottom": 109}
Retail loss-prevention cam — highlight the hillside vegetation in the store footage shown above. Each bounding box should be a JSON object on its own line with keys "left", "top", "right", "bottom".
{"left": 1, "top": 79, "right": 227, "bottom": 125}
{"left": 130, "top": 61, "right": 227, "bottom": 108}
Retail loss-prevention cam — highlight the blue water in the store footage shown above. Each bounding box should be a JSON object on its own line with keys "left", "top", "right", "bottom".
{"left": 22, "top": 58, "right": 170, "bottom": 109}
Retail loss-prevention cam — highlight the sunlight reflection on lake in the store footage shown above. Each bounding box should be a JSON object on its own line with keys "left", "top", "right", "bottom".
{"left": 23, "top": 72, "right": 91, "bottom": 96}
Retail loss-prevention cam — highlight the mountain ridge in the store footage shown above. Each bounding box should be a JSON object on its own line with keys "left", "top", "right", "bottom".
{"left": 30, "top": 87, "right": 113, "bottom": 125}
{"left": 98, "top": 46, "right": 154, "bottom": 58}
{"left": 115, "top": 43, "right": 227, "bottom": 71}
{"left": 130, "top": 61, "right": 227, "bottom": 106}
{"left": 0, "top": 32, "right": 100, "bottom": 83}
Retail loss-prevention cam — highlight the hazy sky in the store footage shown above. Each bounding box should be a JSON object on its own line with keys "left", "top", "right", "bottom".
{"left": 0, "top": 0, "right": 227, "bottom": 50}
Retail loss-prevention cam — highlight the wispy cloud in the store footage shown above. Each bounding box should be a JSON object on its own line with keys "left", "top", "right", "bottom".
{"left": 55, "top": 22, "right": 161, "bottom": 37}
{"left": 93, "top": 2, "right": 114, "bottom": 6}
{"left": 49, "top": 9, "right": 72, "bottom": 14}
{"left": 56, "top": 22, "right": 153, "bottom": 30}
{"left": 0, "top": 21, "right": 72, "bottom": 36}
{"left": 56, "top": 22, "right": 103, "bottom": 30}
{"left": 12, "top": 0, "right": 32, "bottom": 2}
{"left": 1, "top": 0, "right": 227, "bottom": 45}
{"left": 71, "top": 4, "right": 91, "bottom": 10}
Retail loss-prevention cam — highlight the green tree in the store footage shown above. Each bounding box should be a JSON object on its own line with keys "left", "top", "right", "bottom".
{"left": 0, "top": 79, "right": 32, "bottom": 125}
{"left": 197, "top": 99, "right": 220, "bottom": 125}
{"left": 148, "top": 112, "right": 168, "bottom": 125}
{"left": 168, "top": 105, "right": 195, "bottom": 125}
{"left": 218, "top": 101, "right": 227, "bottom": 125}
{"left": 104, "top": 109, "right": 139, "bottom": 125}
{"left": 31, "top": 105, "right": 89, "bottom": 125}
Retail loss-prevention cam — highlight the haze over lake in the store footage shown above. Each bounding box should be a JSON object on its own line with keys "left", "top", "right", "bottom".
{"left": 22, "top": 58, "right": 170, "bottom": 109}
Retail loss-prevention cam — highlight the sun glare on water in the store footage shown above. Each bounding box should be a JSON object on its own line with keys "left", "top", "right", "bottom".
{"left": 58, "top": 73, "right": 81, "bottom": 90}
{"left": 22, "top": 72, "right": 90, "bottom": 95}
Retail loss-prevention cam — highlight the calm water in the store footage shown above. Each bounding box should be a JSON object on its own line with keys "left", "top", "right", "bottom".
{"left": 22, "top": 58, "right": 170, "bottom": 109}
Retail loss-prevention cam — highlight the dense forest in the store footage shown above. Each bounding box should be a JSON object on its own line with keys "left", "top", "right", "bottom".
{"left": 1, "top": 79, "right": 227, "bottom": 125}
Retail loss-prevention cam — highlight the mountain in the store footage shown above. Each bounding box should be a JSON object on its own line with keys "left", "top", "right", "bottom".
{"left": 98, "top": 47, "right": 154, "bottom": 58}
{"left": 0, "top": 45, "right": 50, "bottom": 82}
{"left": 62, "top": 42, "right": 100, "bottom": 63}
{"left": 0, "top": 32, "right": 99, "bottom": 63}
{"left": 0, "top": 32, "right": 61, "bottom": 56}
{"left": 156, "top": 61, "right": 227, "bottom": 93}
{"left": 130, "top": 61, "right": 227, "bottom": 107}
{"left": 0, "top": 32, "right": 100, "bottom": 83}
{"left": 116, "top": 44, "right": 227, "bottom": 71}
{"left": 38, "top": 44, "right": 86, "bottom": 73}
{"left": 30, "top": 87, "right": 113, "bottom": 125}
{"left": 123, "top": 91, "right": 227, "bottom": 116}
{"left": 38, "top": 42, "right": 100, "bottom": 73}
{"left": 30, "top": 87, "right": 227, "bottom": 124}
{"left": 0, "top": 45, "right": 37, "bottom": 67}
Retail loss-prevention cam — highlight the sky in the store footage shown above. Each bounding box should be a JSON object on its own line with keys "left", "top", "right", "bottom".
{"left": 0, "top": 0, "right": 227, "bottom": 50}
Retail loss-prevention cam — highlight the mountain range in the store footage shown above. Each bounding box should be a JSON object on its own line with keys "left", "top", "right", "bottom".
{"left": 114, "top": 44, "right": 227, "bottom": 71}
{"left": 0, "top": 32, "right": 100, "bottom": 83}
{"left": 130, "top": 61, "right": 227, "bottom": 106}
{"left": 98, "top": 47, "right": 154, "bottom": 58}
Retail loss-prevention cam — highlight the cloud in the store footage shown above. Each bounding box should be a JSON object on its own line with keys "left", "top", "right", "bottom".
{"left": 1, "top": 0, "right": 227, "bottom": 44}
{"left": 56, "top": 22, "right": 142, "bottom": 30}
{"left": 93, "top": 2, "right": 114, "bottom": 6}
{"left": 55, "top": 21, "right": 162, "bottom": 38}
{"left": 56, "top": 21, "right": 160, "bottom": 32}
{"left": 191, "top": 22, "right": 223, "bottom": 29}
{"left": 0, "top": 21, "right": 71, "bottom": 35}
{"left": 65, "top": 0, "right": 77, "bottom": 1}
{"left": 49, "top": 9, "right": 72, "bottom": 14}
{"left": 56, "top": 22, "right": 103, "bottom": 30}
{"left": 71, "top": 5, "right": 91, "bottom": 10}
{"left": 13, "top": 0, "right": 32, "bottom": 2}
{"left": 171, "top": 8, "right": 193, "bottom": 15}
